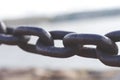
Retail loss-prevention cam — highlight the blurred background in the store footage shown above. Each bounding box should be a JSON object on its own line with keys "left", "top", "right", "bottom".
{"left": 1, "top": 0, "right": 120, "bottom": 80}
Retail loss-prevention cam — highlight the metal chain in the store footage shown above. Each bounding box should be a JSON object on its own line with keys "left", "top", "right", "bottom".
{"left": 0, "top": 22, "right": 120, "bottom": 67}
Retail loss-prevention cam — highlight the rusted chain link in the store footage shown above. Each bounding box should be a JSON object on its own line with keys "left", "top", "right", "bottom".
{"left": 0, "top": 22, "right": 120, "bottom": 67}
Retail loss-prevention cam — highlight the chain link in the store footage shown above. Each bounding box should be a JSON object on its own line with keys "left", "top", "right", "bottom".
{"left": 0, "top": 22, "right": 120, "bottom": 67}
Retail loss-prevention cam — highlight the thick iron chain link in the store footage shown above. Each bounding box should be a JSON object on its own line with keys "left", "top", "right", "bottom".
{"left": 0, "top": 22, "right": 120, "bottom": 67}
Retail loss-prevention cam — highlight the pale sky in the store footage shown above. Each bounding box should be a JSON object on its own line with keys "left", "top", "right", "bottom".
{"left": 0, "top": 0, "right": 120, "bottom": 19}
